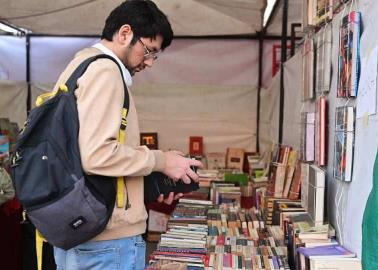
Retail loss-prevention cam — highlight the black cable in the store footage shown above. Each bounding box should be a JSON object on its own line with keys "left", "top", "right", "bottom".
{"left": 1, "top": 0, "right": 100, "bottom": 20}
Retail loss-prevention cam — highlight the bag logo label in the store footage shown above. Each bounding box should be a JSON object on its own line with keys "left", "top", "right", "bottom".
{"left": 69, "top": 216, "right": 87, "bottom": 230}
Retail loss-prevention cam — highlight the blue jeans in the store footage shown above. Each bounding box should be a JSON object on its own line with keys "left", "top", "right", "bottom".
{"left": 54, "top": 235, "right": 146, "bottom": 270}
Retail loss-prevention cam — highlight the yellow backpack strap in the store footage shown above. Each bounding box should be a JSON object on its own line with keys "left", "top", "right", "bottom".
{"left": 36, "top": 230, "right": 47, "bottom": 270}
{"left": 35, "top": 85, "right": 68, "bottom": 107}
{"left": 116, "top": 107, "right": 130, "bottom": 209}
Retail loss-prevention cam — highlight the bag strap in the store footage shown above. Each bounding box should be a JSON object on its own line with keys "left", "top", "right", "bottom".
{"left": 65, "top": 54, "right": 130, "bottom": 116}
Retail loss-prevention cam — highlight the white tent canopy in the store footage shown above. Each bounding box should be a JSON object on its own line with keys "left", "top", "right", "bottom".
{"left": 265, "top": 0, "right": 302, "bottom": 35}
{"left": 0, "top": 0, "right": 267, "bottom": 36}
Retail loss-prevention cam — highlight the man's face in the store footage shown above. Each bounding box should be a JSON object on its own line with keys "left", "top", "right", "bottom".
{"left": 121, "top": 35, "right": 163, "bottom": 76}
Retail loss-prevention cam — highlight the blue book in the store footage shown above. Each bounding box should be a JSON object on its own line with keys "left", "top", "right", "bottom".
{"left": 0, "top": 135, "right": 9, "bottom": 156}
{"left": 272, "top": 256, "right": 280, "bottom": 269}
{"left": 297, "top": 244, "right": 355, "bottom": 258}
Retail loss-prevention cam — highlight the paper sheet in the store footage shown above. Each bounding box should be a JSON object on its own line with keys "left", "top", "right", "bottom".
{"left": 357, "top": 47, "right": 378, "bottom": 118}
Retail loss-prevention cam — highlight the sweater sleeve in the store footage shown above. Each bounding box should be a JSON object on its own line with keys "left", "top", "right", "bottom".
{"left": 75, "top": 59, "right": 165, "bottom": 177}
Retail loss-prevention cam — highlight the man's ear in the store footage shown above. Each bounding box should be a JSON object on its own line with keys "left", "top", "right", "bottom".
{"left": 117, "top": 24, "right": 133, "bottom": 46}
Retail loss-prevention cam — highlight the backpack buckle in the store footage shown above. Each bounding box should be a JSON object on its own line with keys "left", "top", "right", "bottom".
{"left": 11, "top": 151, "right": 22, "bottom": 167}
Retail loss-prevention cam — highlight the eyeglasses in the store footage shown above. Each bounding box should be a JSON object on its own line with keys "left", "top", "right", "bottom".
{"left": 137, "top": 38, "right": 160, "bottom": 60}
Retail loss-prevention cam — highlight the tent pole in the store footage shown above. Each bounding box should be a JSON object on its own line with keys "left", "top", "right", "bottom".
{"left": 279, "top": 0, "right": 288, "bottom": 144}
{"left": 256, "top": 30, "right": 265, "bottom": 154}
{"left": 0, "top": 32, "right": 300, "bottom": 41}
{"left": 26, "top": 34, "right": 31, "bottom": 114}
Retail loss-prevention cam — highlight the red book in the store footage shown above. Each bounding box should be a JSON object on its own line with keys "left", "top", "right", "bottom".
{"left": 216, "top": 235, "right": 225, "bottom": 245}
{"left": 189, "top": 136, "right": 203, "bottom": 156}
{"left": 288, "top": 162, "right": 302, "bottom": 200}
{"left": 223, "top": 253, "right": 232, "bottom": 267}
{"left": 204, "top": 255, "right": 210, "bottom": 267}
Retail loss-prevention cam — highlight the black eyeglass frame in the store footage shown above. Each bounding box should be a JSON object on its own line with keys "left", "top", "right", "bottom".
{"left": 137, "top": 37, "right": 161, "bottom": 60}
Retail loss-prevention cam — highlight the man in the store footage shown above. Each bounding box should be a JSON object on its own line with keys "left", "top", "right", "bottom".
{"left": 53, "top": 1, "right": 202, "bottom": 269}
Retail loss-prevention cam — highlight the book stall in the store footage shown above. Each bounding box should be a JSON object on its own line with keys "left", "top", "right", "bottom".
{"left": 146, "top": 0, "right": 376, "bottom": 269}
{"left": 144, "top": 142, "right": 360, "bottom": 269}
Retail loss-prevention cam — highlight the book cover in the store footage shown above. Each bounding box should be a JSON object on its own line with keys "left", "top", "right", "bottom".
{"left": 310, "top": 257, "right": 362, "bottom": 270}
{"left": 140, "top": 132, "right": 158, "bottom": 150}
{"left": 206, "top": 152, "right": 226, "bottom": 170}
{"left": 144, "top": 172, "right": 200, "bottom": 203}
{"left": 267, "top": 164, "right": 287, "bottom": 197}
{"left": 315, "top": 97, "right": 327, "bottom": 166}
{"left": 297, "top": 244, "right": 355, "bottom": 258}
{"left": 308, "top": 165, "right": 325, "bottom": 224}
{"left": 148, "top": 209, "right": 170, "bottom": 232}
{"left": 189, "top": 136, "right": 203, "bottom": 157}
{"left": 302, "top": 38, "right": 316, "bottom": 101}
{"left": 306, "top": 112, "right": 316, "bottom": 162}
{"left": 333, "top": 106, "right": 355, "bottom": 181}
{"left": 226, "top": 148, "right": 245, "bottom": 171}
{"left": 283, "top": 150, "right": 298, "bottom": 198}
{"left": 300, "top": 112, "right": 307, "bottom": 161}
{"left": 289, "top": 161, "right": 302, "bottom": 200}
{"left": 337, "top": 11, "right": 361, "bottom": 98}
{"left": 301, "top": 163, "right": 310, "bottom": 211}
{"left": 323, "top": 25, "right": 333, "bottom": 93}
{"left": 316, "top": 28, "right": 325, "bottom": 94}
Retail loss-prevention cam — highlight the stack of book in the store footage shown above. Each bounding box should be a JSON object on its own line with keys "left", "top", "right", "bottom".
{"left": 169, "top": 199, "right": 212, "bottom": 225}
{"left": 262, "top": 197, "right": 303, "bottom": 226}
{"left": 183, "top": 186, "right": 211, "bottom": 201}
{"left": 245, "top": 154, "right": 265, "bottom": 178}
{"left": 148, "top": 199, "right": 292, "bottom": 269}
{"left": 150, "top": 224, "right": 209, "bottom": 268}
{"left": 267, "top": 144, "right": 300, "bottom": 199}
{"left": 149, "top": 199, "right": 212, "bottom": 269}
{"left": 207, "top": 206, "right": 265, "bottom": 237}
{"left": 197, "top": 169, "right": 221, "bottom": 188}
{"left": 210, "top": 182, "right": 241, "bottom": 205}
{"left": 282, "top": 212, "right": 360, "bottom": 269}
{"left": 206, "top": 205, "right": 291, "bottom": 269}
{"left": 297, "top": 244, "right": 361, "bottom": 270}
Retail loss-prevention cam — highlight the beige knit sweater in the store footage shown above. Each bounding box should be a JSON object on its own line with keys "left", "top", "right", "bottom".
{"left": 53, "top": 47, "right": 166, "bottom": 241}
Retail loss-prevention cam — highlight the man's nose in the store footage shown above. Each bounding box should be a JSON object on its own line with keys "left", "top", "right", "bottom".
{"left": 143, "top": 58, "right": 154, "bottom": 67}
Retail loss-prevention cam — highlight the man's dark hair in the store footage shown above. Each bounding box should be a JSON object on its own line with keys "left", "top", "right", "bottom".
{"left": 101, "top": 0, "right": 173, "bottom": 50}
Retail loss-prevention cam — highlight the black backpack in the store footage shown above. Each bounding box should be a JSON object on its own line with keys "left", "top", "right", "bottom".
{"left": 11, "top": 54, "right": 129, "bottom": 250}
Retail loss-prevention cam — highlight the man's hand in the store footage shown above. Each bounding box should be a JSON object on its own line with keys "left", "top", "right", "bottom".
{"left": 157, "top": 192, "right": 183, "bottom": 205}
{"left": 162, "top": 151, "right": 203, "bottom": 184}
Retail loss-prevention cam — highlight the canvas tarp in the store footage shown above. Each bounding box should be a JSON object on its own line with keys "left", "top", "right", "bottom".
{"left": 0, "top": 81, "right": 27, "bottom": 126}
{"left": 31, "top": 82, "right": 257, "bottom": 153}
{"left": 0, "top": 36, "right": 263, "bottom": 153}
{"left": 259, "top": 70, "right": 280, "bottom": 155}
{"left": 0, "top": 0, "right": 266, "bottom": 36}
